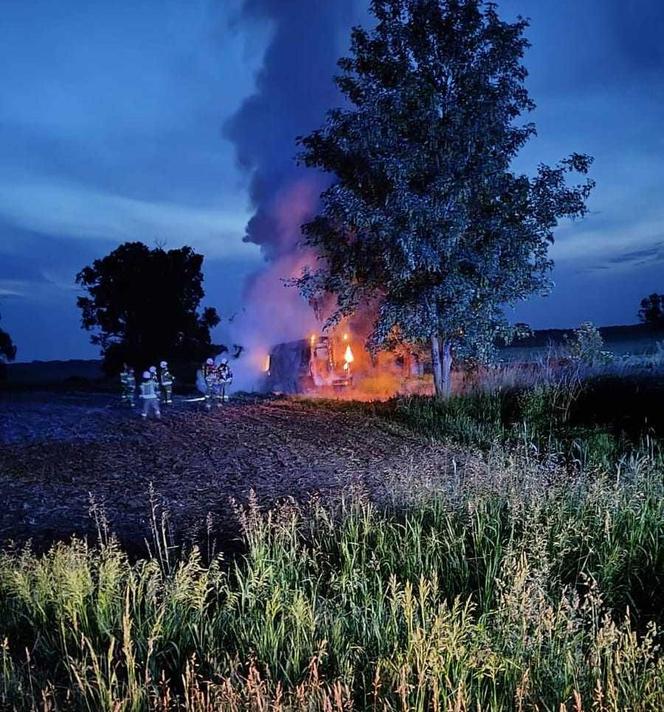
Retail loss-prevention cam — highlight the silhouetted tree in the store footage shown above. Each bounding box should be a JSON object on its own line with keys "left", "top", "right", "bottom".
{"left": 638, "top": 293, "right": 664, "bottom": 328}
{"left": 296, "top": 0, "right": 594, "bottom": 397}
{"left": 0, "top": 313, "right": 17, "bottom": 380}
{"left": 0, "top": 316, "right": 16, "bottom": 362}
{"left": 76, "top": 242, "right": 222, "bottom": 374}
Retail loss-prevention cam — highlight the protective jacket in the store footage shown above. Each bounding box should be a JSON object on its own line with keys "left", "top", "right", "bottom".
{"left": 140, "top": 380, "right": 158, "bottom": 400}
{"left": 217, "top": 363, "right": 233, "bottom": 383}
{"left": 203, "top": 363, "right": 217, "bottom": 384}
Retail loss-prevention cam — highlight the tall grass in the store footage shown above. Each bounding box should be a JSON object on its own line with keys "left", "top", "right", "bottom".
{"left": 1, "top": 451, "right": 663, "bottom": 710}
{"left": 374, "top": 381, "right": 644, "bottom": 466}
{"left": 365, "top": 388, "right": 576, "bottom": 455}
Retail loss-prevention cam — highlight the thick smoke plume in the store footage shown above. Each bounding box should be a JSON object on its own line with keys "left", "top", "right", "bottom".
{"left": 225, "top": 0, "right": 360, "bottom": 389}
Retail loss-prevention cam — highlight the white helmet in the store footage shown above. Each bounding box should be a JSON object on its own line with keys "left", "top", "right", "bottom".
{"left": 206, "top": 358, "right": 214, "bottom": 365}
{"left": 220, "top": 358, "right": 228, "bottom": 365}
{"left": 149, "top": 365, "right": 157, "bottom": 374}
{"left": 160, "top": 361, "right": 167, "bottom": 368}
{"left": 142, "top": 371, "right": 151, "bottom": 379}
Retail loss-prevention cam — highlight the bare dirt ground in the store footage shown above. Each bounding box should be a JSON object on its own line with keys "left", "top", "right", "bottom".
{"left": 0, "top": 391, "right": 460, "bottom": 553}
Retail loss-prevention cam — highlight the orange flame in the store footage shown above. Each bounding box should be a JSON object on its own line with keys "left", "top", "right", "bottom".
{"left": 344, "top": 344, "right": 354, "bottom": 364}
{"left": 263, "top": 355, "right": 271, "bottom": 373}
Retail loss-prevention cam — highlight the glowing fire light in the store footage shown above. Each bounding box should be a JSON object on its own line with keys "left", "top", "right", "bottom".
{"left": 343, "top": 332, "right": 349, "bottom": 341}
{"left": 344, "top": 344, "right": 354, "bottom": 364}
{"left": 263, "top": 355, "right": 271, "bottom": 373}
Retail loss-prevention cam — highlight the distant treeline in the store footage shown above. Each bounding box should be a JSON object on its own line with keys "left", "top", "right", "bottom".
{"left": 501, "top": 322, "right": 663, "bottom": 361}
{"left": 2, "top": 360, "right": 104, "bottom": 387}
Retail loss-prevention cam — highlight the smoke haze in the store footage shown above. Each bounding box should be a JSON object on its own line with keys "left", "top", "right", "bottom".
{"left": 224, "top": 0, "right": 362, "bottom": 389}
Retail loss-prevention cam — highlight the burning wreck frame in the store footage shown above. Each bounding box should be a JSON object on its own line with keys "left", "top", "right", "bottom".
{"left": 262, "top": 329, "right": 429, "bottom": 398}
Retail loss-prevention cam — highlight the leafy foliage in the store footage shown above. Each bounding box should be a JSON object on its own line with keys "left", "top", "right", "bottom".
{"left": 564, "top": 321, "right": 613, "bottom": 367}
{"left": 296, "top": 0, "right": 594, "bottom": 384}
{"left": 76, "top": 242, "right": 221, "bottom": 374}
{"left": 639, "top": 293, "right": 664, "bottom": 328}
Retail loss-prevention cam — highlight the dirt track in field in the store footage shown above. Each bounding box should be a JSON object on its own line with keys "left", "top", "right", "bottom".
{"left": 0, "top": 393, "right": 461, "bottom": 552}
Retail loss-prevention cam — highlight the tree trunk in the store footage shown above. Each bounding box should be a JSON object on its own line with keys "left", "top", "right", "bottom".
{"left": 441, "top": 339, "right": 452, "bottom": 398}
{"left": 431, "top": 334, "right": 452, "bottom": 399}
{"left": 431, "top": 334, "right": 442, "bottom": 396}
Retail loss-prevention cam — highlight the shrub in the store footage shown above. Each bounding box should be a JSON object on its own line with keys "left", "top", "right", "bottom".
{"left": 564, "top": 321, "right": 614, "bottom": 367}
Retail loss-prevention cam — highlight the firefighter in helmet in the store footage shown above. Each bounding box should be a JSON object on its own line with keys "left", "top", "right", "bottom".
{"left": 159, "top": 360, "right": 174, "bottom": 404}
{"left": 139, "top": 370, "right": 161, "bottom": 419}
{"left": 202, "top": 357, "right": 217, "bottom": 410}
{"left": 120, "top": 363, "right": 136, "bottom": 407}
{"left": 148, "top": 365, "right": 159, "bottom": 389}
{"left": 217, "top": 357, "right": 233, "bottom": 403}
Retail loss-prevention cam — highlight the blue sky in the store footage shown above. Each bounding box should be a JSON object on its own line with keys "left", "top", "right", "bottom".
{"left": 1, "top": 0, "right": 663, "bottom": 361}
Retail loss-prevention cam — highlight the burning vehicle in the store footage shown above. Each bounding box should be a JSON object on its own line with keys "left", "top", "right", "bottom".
{"left": 262, "top": 329, "right": 429, "bottom": 398}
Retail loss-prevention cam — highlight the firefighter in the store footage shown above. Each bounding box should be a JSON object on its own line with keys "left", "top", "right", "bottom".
{"left": 148, "top": 365, "right": 159, "bottom": 391}
{"left": 202, "top": 358, "right": 217, "bottom": 410}
{"left": 159, "top": 360, "right": 174, "bottom": 404}
{"left": 139, "top": 370, "right": 161, "bottom": 419}
{"left": 217, "top": 357, "right": 233, "bottom": 403}
{"left": 120, "top": 363, "right": 136, "bottom": 407}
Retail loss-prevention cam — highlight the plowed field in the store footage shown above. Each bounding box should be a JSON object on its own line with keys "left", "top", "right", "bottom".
{"left": 0, "top": 393, "right": 461, "bottom": 551}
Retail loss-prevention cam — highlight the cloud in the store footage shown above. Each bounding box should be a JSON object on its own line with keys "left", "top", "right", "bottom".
{"left": 0, "top": 281, "right": 26, "bottom": 298}
{"left": 551, "top": 215, "right": 664, "bottom": 271}
{"left": 0, "top": 278, "right": 56, "bottom": 302}
{"left": 603, "top": 243, "right": 664, "bottom": 266}
{"left": 0, "top": 180, "right": 259, "bottom": 260}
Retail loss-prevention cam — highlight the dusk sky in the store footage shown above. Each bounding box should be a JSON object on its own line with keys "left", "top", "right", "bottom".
{"left": 1, "top": 0, "right": 663, "bottom": 362}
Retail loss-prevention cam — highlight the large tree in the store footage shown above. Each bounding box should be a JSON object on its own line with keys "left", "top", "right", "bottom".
{"left": 638, "top": 293, "right": 664, "bottom": 328}
{"left": 76, "top": 242, "right": 222, "bottom": 374}
{"left": 296, "top": 0, "right": 594, "bottom": 397}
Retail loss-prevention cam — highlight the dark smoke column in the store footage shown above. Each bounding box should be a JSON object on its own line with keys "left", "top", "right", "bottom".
{"left": 225, "top": 0, "right": 362, "bottom": 385}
